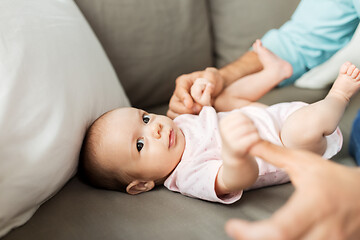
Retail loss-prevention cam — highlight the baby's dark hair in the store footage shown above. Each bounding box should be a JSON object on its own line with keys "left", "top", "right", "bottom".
{"left": 78, "top": 111, "right": 129, "bottom": 192}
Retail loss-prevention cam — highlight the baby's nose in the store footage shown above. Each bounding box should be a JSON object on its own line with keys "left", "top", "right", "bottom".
{"left": 151, "top": 122, "right": 162, "bottom": 139}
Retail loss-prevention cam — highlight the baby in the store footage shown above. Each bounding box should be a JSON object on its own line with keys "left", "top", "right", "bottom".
{"left": 79, "top": 62, "right": 360, "bottom": 204}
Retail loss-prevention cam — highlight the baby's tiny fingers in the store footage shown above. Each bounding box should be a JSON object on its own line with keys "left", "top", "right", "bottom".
{"left": 199, "top": 83, "right": 213, "bottom": 106}
{"left": 190, "top": 85, "right": 204, "bottom": 102}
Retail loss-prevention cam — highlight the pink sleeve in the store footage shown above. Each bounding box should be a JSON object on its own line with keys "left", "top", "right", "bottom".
{"left": 165, "top": 160, "right": 242, "bottom": 204}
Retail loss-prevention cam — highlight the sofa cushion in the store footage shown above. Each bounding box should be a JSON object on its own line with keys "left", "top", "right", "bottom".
{"left": 75, "top": 0, "right": 213, "bottom": 109}
{"left": 0, "top": 0, "right": 129, "bottom": 236}
{"left": 209, "top": 0, "right": 300, "bottom": 68}
{"left": 3, "top": 86, "right": 358, "bottom": 240}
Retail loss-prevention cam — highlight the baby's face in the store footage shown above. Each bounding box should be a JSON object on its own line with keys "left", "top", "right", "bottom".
{"left": 101, "top": 107, "right": 185, "bottom": 182}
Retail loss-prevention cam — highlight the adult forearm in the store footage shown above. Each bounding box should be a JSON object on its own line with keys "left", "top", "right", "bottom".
{"left": 219, "top": 51, "right": 263, "bottom": 88}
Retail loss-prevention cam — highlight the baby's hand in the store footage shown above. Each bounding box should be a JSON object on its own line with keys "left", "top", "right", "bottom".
{"left": 220, "top": 111, "right": 260, "bottom": 158}
{"left": 190, "top": 78, "right": 214, "bottom": 106}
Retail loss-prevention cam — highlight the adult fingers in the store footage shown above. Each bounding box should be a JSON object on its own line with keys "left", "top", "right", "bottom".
{"left": 166, "top": 108, "right": 180, "bottom": 119}
{"left": 170, "top": 73, "right": 207, "bottom": 114}
{"left": 204, "top": 67, "right": 223, "bottom": 95}
{"left": 168, "top": 94, "right": 198, "bottom": 117}
{"left": 268, "top": 192, "right": 319, "bottom": 239}
{"left": 166, "top": 103, "right": 202, "bottom": 119}
{"left": 203, "top": 68, "right": 217, "bottom": 84}
{"left": 173, "top": 86, "right": 194, "bottom": 109}
{"left": 301, "top": 217, "right": 340, "bottom": 240}
{"left": 226, "top": 219, "right": 282, "bottom": 240}
{"left": 173, "top": 74, "right": 196, "bottom": 108}
{"left": 249, "top": 141, "right": 296, "bottom": 169}
{"left": 249, "top": 140, "right": 324, "bottom": 175}
{"left": 226, "top": 192, "right": 317, "bottom": 240}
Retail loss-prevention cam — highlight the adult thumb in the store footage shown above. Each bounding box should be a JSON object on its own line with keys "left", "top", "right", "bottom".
{"left": 250, "top": 140, "right": 325, "bottom": 177}
{"left": 226, "top": 219, "right": 281, "bottom": 240}
{"left": 250, "top": 140, "right": 294, "bottom": 169}
{"left": 250, "top": 140, "right": 321, "bottom": 177}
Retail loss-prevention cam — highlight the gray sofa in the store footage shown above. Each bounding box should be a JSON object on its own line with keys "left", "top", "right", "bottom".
{"left": 4, "top": 0, "right": 359, "bottom": 239}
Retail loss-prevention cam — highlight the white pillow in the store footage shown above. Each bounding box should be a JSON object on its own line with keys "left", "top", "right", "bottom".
{"left": 295, "top": 24, "right": 360, "bottom": 89}
{"left": 0, "top": 0, "right": 130, "bottom": 237}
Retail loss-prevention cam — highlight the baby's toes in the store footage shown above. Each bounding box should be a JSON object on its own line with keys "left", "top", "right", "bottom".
{"left": 347, "top": 64, "right": 356, "bottom": 76}
{"left": 340, "top": 61, "right": 352, "bottom": 74}
{"left": 352, "top": 68, "right": 360, "bottom": 79}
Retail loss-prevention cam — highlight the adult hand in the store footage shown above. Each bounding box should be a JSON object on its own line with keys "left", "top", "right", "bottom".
{"left": 167, "top": 67, "right": 224, "bottom": 119}
{"left": 226, "top": 140, "right": 360, "bottom": 240}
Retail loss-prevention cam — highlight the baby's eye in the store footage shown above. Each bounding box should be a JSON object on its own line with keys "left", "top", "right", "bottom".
{"left": 136, "top": 138, "right": 144, "bottom": 152}
{"left": 142, "top": 114, "right": 150, "bottom": 124}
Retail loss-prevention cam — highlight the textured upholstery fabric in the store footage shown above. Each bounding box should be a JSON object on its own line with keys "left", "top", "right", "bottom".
{"left": 209, "top": 0, "right": 300, "bottom": 68}
{"left": 74, "top": 0, "right": 213, "bottom": 109}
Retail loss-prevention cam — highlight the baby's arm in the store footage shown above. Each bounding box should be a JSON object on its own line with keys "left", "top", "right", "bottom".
{"left": 190, "top": 78, "right": 214, "bottom": 106}
{"left": 215, "top": 111, "right": 260, "bottom": 197}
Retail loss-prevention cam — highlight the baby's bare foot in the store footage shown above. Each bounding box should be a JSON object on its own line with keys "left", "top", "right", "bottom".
{"left": 329, "top": 61, "right": 360, "bottom": 102}
{"left": 253, "top": 39, "right": 293, "bottom": 80}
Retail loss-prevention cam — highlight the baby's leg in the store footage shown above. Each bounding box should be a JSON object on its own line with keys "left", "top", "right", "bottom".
{"left": 280, "top": 62, "right": 360, "bottom": 155}
{"left": 215, "top": 40, "right": 292, "bottom": 111}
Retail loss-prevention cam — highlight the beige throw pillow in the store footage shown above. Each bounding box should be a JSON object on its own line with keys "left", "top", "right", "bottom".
{"left": 0, "top": 0, "right": 130, "bottom": 236}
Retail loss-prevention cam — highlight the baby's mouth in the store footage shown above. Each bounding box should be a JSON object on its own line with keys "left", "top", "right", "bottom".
{"left": 169, "top": 129, "right": 175, "bottom": 148}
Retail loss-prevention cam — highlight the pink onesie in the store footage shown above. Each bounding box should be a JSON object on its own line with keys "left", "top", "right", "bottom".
{"left": 164, "top": 104, "right": 342, "bottom": 204}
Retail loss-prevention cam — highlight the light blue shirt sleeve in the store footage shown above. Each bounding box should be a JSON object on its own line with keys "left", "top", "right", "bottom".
{"left": 282, "top": 0, "right": 359, "bottom": 68}
{"left": 353, "top": 0, "right": 360, "bottom": 15}
{"left": 261, "top": 0, "right": 360, "bottom": 86}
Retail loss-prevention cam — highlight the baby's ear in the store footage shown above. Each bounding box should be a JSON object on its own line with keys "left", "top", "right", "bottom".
{"left": 126, "top": 180, "right": 155, "bottom": 195}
